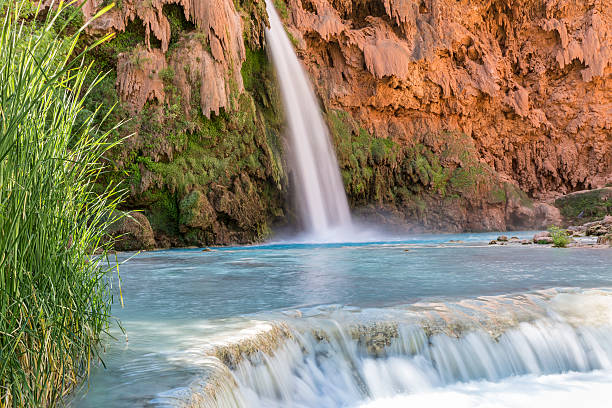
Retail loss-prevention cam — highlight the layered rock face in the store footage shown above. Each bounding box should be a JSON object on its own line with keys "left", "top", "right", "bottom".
{"left": 278, "top": 0, "right": 611, "bottom": 230}
{"left": 82, "top": 0, "right": 247, "bottom": 117}
{"left": 78, "top": 0, "right": 287, "bottom": 247}
{"left": 284, "top": 0, "right": 611, "bottom": 191}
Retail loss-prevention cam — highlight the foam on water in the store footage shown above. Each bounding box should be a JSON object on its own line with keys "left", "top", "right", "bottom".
{"left": 170, "top": 290, "right": 612, "bottom": 407}
{"left": 357, "top": 370, "right": 612, "bottom": 408}
{"left": 549, "top": 289, "right": 612, "bottom": 326}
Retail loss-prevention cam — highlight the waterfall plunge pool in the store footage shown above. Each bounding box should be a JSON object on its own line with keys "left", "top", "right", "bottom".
{"left": 71, "top": 233, "right": 612, "bottom": 407}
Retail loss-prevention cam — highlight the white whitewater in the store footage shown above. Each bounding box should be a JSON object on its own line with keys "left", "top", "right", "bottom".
{"left": 176, "top": 290, "right": 612, "bottom": 408}
{"left": 226, "top": 321, "right": 612, "bottom": 407}
{"left": 264, "top": 0, "right": 352, "bottom": 236}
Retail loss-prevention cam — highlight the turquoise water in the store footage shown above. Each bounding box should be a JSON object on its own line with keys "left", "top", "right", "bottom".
{"left": 71, "top": 232, "right": 612, "bottom": 407}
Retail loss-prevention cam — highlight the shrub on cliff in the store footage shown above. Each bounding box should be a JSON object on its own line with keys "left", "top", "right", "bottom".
{"left": 0, "top": 2, "right": 123, "bottom": 406}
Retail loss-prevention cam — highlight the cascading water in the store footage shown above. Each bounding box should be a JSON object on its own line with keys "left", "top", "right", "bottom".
{"left": 264, "top": 0, "right": 352, "bottom": 236}
{"left": 73, "top": 241, "right": 612, "bottom": 408}
{"left": 174, "top": 290, "right": 612, "bottom": 408}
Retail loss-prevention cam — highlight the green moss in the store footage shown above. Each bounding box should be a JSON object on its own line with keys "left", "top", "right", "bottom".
{"left": 159, "top": 66, "right": 175, "bottom": 85}
{"left": 272, "top": 0, "right": 289, "bottom": 19}
{"left": 96, "top": 18, "right": 146, "bottom": 65}
{"left": 135, "top": 99, "right": 267, "bottom": 194}
{"left": 143, "top": 189, "right": 179, "bottom": 235}
{"left": 128, "top": 71, "right": 283, "bottom": 243}
{"left": 163, "top": 3, "right": 195, "bottom": 48}
{"left": 505, "top": 183, "right": 533, "bottom": 208}
{"left": 328, "top": 109, "right": 423, "bottom": 203}
{"left": 555, "top": 188, "right": 612, "bottom": 223}
{"left": 405, "top": 144, "right": 449, "bottom": 193}
{"left": 449, "top": 165, "right": 486, "bottom": 194}
{"left": 371, "top": 138, "right": 396, "bottom": 164}
{"left": 326, "top": 109, "right": 505, "bottom": 210}
{"left": 241, "top": 47, "right": 270, "bottom": 98}
{"left": 488, "top": 187, "right": 507, "bottom": 204}
{"left": 285, "top": 29, "right": 299, "bottom": 48}
{"left": 178, "top": 190, "right": 203, "bottom": 226}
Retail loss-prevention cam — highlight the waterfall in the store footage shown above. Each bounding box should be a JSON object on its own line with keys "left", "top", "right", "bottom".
{"left": 222, "top": 321, "right": 612, "bottom": 407}
{"left": 264, "top": 0, "right": 352, "bottom": 236}
{"left": 172, "top": 290, "right": 612, "bottom": 408}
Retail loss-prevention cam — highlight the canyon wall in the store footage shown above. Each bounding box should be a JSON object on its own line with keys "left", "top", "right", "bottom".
{"left": 78, "top": 0, "right": 290, "bottom": 248}
{"left": 77, "top": 0, "right": 611, "bottom": 246}
{"left": 280, "top": 0, "right": 611, "bottom": 231}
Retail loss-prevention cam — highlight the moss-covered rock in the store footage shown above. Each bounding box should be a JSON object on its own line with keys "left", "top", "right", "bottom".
{"left": 84, "top": 1, "right": 287, "bottom": 249}
{"left": 179, "top": 190, "right": 216, "bottom": 231}
{"left": 106, "top": 211, "right": 156, "bottom": 251}
{"left": 326, "top": 108, "right": 515, "bottom": 231}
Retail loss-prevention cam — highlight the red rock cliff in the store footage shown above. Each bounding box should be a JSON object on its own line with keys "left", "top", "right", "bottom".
{"left": 282, "top": 0, "right": 611, "bottom": 197}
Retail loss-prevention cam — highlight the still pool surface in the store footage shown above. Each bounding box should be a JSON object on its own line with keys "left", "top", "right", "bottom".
{"left": 71, "top": 232, "right": 612, "bottom": 407}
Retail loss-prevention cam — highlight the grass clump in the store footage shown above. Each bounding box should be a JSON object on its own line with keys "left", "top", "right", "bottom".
{"left": 0, "top": 2, "right": 124, "bottom": 406}
{"left": 549, "top": 226, "right": 571, "bottom": 248}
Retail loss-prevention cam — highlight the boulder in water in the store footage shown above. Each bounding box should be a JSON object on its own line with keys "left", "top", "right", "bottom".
{"left": 533, "top": 231, "right": 553, "bottom": 244}
{"left": 587, "top": 224, "right": 610, "bottom": 236}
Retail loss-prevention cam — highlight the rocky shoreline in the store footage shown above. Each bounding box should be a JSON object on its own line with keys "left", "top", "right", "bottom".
{"left": 488, "top": 215, "right": 612, "bottom": 248}
{"left": 104, "top": 186, "right": 612, "bottom": 251}
{"left": 106, "top": 215, "right": 612, "bottom": 252}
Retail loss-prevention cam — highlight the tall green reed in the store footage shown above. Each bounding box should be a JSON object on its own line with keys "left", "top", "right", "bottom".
{"left": 0, "top": 1, "right": 124, "bottom": 406}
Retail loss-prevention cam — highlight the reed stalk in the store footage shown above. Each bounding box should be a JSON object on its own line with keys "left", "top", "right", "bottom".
{"left": 0, "top": 1, "right": 123, "bottom": 406}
